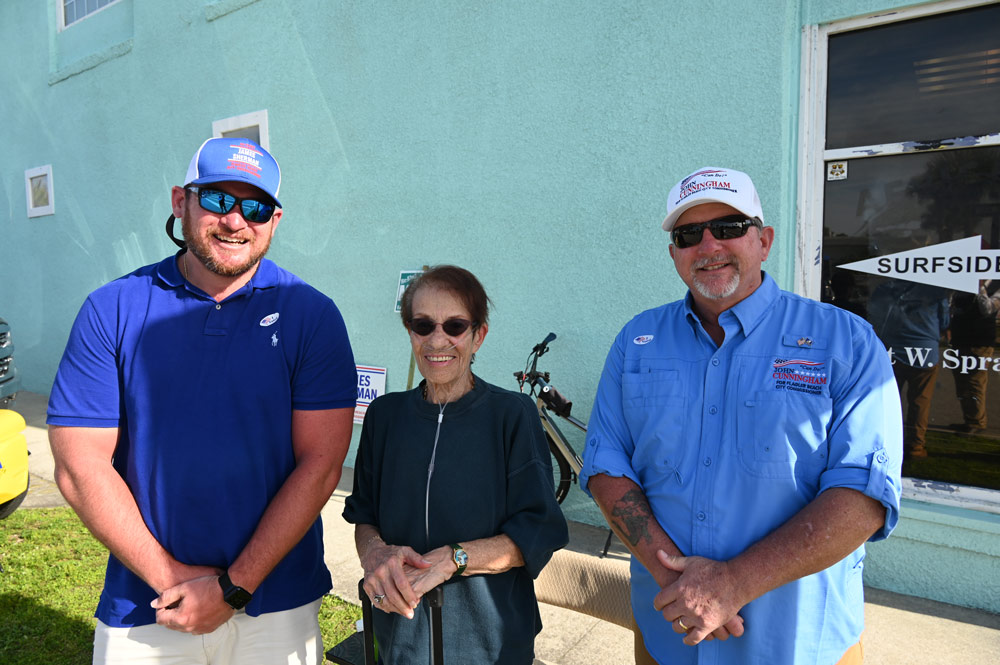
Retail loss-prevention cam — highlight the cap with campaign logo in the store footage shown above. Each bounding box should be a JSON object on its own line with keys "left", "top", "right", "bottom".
{"left": 661, "top": 166, "right": 762, "bottom": 232}
{"left": 184, "top": 137, "right": 282, "bottom": 207}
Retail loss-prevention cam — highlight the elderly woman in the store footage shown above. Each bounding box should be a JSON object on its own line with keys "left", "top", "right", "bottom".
{"left": 343, "top": 265, "right": 568, "bottom": 664}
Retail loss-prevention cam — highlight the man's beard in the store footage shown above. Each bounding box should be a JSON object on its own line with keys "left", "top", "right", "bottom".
{"left": 182, "top": 217, "right": 272, "bottom": 277}
{"left": 690, "top": 255, "right": 741, "bottom": 300}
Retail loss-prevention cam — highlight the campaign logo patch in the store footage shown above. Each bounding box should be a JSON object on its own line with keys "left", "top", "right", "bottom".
{"left": 227, "top": 142, "right": 264, "bottom": 180}
{"left": 259, "top": 313, "right": 280, "bottom": 327}
{"left": 680, "top": 169, "right": 727, "bottom": 189}
{"left": 771, "top": 358, "right": 827, "bottom": 394}
{"left": 633, "top": 335, "right": 654, "bottom": 345}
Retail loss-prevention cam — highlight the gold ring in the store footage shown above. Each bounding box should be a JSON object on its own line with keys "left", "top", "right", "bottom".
{"left": 677, "top": 617, "right": 689, "bottom": 631}
{"left": 373, "top": 594, "right": 385, "bottom": 604}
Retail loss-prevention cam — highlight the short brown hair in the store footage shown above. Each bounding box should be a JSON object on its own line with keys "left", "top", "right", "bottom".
{"left": 400, "top": 265, "right": 492, "bottom": 330}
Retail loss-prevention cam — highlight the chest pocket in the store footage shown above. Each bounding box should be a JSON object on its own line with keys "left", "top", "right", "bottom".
{"left": 737, "top": 381, "right": 833, "bottom": 481}
{"left": 621, "top": 362, "right": 688, "bottom": 475}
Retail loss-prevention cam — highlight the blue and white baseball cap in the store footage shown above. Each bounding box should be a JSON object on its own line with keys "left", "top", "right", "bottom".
{"left": 661, "top": 166, "right": 763, "bottom": 232}
{"left": 184, "top": 137, "right": 282, "bottom": 207}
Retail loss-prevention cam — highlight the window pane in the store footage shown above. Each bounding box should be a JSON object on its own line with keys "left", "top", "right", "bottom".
{"left": 221, "top": 127, "right": 261, "bottom": 145}
{"left": 64, "top": 0, "right": 78, "bottom": 26}
{"left": 64, "top": 0, "right": 119, "bottom": 26}
{"left": 821, "top": 147, "right": 1000, "bottom": 490}
{"left": 826, "top": 4, "right": 1000, "bottom": 149}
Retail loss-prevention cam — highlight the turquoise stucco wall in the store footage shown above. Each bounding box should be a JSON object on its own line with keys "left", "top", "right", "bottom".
{"left": 1, "top": 0, "right": 801, "bottom": 407}
{"left": 2, "top": 0, "right": 997, "bottom": 613}
{"left": 803, "top": 0, "right": 937, "bottom": 23}
{"left": 0, "top": 0, "right": 803, "bottom": 523}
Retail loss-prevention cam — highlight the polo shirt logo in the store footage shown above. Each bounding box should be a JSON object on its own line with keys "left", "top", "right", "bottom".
{"left": 771, "top": 358, "right": 828, "bottom": 395}
{"left": 260, "top": 313, "right": 280, "bottom": 327}
{"left": 633, "top": 335, "right": 654, "bottom": 345}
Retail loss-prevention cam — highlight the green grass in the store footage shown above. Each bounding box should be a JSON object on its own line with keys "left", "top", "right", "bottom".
{"left": 0, "top": 507, "right": 360, "bottom": 664}
{"left": 906, "top": 428, "right": 1000, "bottom": 489}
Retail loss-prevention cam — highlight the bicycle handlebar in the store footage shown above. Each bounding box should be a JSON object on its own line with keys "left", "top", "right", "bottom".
{"left": 535, "top": 376, "right": 574, "bottom": 418}
{"left": 516, "top": 332, "right": 574, "bottom": 417}
{"left": 533, "top": 332, "right": 557, "bottom": 355}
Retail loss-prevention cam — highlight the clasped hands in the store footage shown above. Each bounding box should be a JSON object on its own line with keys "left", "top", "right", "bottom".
{"left": 654, "top": 550, "right": 747, "bottom": 646}
{"left": 149, "top": 564, "right": 232, "bottom": 635}
{"left": 362, "top": 542, "right": 456, "bottom": 619}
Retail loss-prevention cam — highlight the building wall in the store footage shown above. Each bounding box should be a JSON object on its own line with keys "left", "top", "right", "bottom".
{"left": 0, "top": 0, "right": 802, "bottom": 522}
{"left": 2, "top": 0, "right": 996, "bottom": 612}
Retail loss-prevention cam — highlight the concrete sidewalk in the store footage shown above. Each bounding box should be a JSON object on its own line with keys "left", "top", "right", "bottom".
{"left": 16, "top": 391, "right": 1000, "bottom": 664}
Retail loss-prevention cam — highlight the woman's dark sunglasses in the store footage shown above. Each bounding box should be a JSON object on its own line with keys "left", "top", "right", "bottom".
{"left": 408, "top": 318, "right": 474, "bottom": 337}
{"left": 187, "top": 186, "right": 277, "bottom": 223}
{"left": 671, "top": 215, "right": 762, "bottom": 249}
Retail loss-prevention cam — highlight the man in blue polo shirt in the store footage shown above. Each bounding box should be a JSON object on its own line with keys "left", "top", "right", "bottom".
{"left": 47, "top": 138, "right": 357, "bottom": 664}
{"left": 581, "top": 166, "right": 903, "bottom": 665}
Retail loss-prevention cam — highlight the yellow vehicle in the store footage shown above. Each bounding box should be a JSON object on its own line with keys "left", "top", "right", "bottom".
{"left": 0, "top": 409, "right": 28, "bottom": 519}
{"left": 1, "top": 317, "right": 19, "bottom": 407}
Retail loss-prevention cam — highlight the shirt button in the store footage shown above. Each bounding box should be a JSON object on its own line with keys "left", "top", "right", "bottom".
{"left": 877, "top": 451, "right": 888, "bottom": 463}
{"left": 703, "top": 457, "right": 712, "bottom": 466}
{"left": 712, "top": 357, "right": 720, "bottom": 366}
{"left": 696, "top": 512, "right": 706, "bottom": 521}
{"left": 215, "top": 304, "right": 222, "bottom": 310}
{"left": 709, "top": 406, "right": 718, "bottom": 415}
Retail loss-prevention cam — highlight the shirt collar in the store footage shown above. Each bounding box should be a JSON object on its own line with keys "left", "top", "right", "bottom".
{"left": 728, "top": 272, "right": 779, "bottom": 336}
{"left": 155, "top": 252, "right": 280, "bottom": 293}
{"left": 156, "top": 253, "right": 185, "bottom": 288}
{"left": 412, "top": 373, "right": 487, "bottom": 418}
{"left": 683, "top": 271, "right": 779, "bottom": 338}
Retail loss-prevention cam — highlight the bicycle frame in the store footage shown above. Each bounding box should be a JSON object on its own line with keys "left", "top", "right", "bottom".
{"left": 535, "top": 376, "right": 585, "bottom": 477}
{"left": 516, "top": 333, "right": 618, "bottom": 556}
{"left": 515, "top": 334, "right": 585, "bottom": 503}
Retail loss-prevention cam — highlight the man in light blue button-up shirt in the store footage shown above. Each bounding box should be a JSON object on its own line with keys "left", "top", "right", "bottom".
{"left": 581, "top": 167, "right": 903, "bottom": 665}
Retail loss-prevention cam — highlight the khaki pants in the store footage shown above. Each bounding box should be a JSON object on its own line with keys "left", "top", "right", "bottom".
{"left": 893, "top": 362, "right": 939, "bottom": 449}
{"left": 94, "top": 598, "right": 323, "bottom": 665}
{"left": 953, "top": 346, "right": 993, "bottom": 428}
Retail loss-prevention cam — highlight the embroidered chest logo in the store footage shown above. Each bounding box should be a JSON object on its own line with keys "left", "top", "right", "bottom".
{"left": 772, "top": 358, "right": 827, "bottom": 395}
{"left": 271, "top": 333, "right": 278, "bottom": 347}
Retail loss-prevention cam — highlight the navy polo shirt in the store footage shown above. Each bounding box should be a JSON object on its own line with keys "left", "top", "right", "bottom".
{"left": 48, "top": 254, "right": 356, "bottom": 627}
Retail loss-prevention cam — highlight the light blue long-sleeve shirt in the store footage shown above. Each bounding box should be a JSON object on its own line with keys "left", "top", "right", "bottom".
{"left": 581, "top": 273, "right": 903, "bottom": 665}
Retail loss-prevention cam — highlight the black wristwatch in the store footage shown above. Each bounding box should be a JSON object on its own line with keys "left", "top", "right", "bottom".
{"left": 218, "top": 572, "right": 252, "bottom": 610}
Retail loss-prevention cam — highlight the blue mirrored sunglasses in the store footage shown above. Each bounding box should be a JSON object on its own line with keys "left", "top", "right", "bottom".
{"left": 186, "top": 186, "right": 277, "bottom": 223}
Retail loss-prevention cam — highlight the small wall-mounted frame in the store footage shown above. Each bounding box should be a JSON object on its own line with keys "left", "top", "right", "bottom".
{"left": 212, "top": 110, "right": 270, "bottom": 150}
{"left": 25, "top": 165, "right": 55, "bottom": 218}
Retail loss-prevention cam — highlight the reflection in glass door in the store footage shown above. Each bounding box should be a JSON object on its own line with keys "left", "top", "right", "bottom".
{"left": 818, "top": 4, "right": 1000, "bottom": 491}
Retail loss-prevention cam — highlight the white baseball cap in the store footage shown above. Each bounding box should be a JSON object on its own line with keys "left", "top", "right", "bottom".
{"left": 661, "top": 166, "right": 763, "bottom": 232}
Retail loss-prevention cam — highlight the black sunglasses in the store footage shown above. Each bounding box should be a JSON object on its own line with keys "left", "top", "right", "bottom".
{"left": 408, "top": 318, "right": 475, "bottom": 337}
{"left": 671, "top": 215, "right": 762, "bottom": 249}
{"left": 187, "top": 187, "right": 277, "bottom": 223}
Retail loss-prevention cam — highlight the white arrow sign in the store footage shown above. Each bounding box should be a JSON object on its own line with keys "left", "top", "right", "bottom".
{"left": 838, "top": 236, "right": 1000, "bottom": 294}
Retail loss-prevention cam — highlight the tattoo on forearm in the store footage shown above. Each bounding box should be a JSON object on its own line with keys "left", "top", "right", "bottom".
{"left": 610, "top": 489, "right": 654, "bottom": 547}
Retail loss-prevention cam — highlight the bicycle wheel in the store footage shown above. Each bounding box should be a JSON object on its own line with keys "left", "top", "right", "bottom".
{"left": 546, "top": 433, "right": 573, "bottom": 504}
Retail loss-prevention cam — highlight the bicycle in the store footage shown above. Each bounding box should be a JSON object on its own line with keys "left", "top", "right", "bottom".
{"left": 514, "top": 333, "right": 586, "bottom": 505}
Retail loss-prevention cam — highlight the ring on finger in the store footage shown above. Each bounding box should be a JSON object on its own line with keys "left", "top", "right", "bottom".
{"left": 677, "top": 617, "right": 690, "bottom": 631}
{"left": 373, "top": 593, "right": 386, "bottom": 604}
